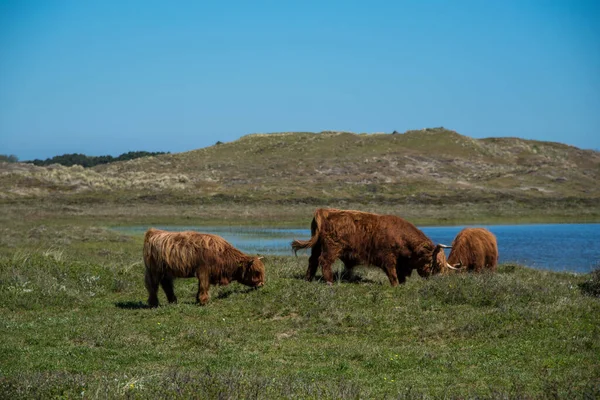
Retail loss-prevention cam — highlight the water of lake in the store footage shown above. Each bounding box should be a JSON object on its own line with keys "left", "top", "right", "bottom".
{"left": 114, "top": 224, "right": 600, "bottom": 274}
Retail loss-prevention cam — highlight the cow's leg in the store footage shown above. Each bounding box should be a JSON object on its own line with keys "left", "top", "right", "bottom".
{"left": 488, "top": 257, "right": 498, "bottom": 272}
{"left": 160, "top": 275, "right": 177, "bottom": 304}
{"left": 145, "top": 269, "right": 160, "bottom": 307}
{"left": 305, "top": 241, "right": 322, "bottom": 282}
{"left": 396, "top": 256, "right": 415, "bottom": 284}
{"left": 196, "top": 269, "right": 211, "bottom": 305}
{"left": 396, "top": 263, "right": 411, "bottom": 284}
{"left": 486, "top": 254, "right": 497, "bottom": 272}
{"left": 340, "top": 256, "right": 357, "bottom": 280}
{"left": 219, "top": 277, "right": 231, "bottom": 286}
{"left": 318, "top": 247, "right": 339, "bottom": 285}
{"left": 382, "top": 256, "right": 399, "bottom": 287}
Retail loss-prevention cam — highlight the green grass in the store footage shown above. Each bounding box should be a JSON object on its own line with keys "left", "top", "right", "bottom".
{"left": 1, "top": 219, "right": 599, "bottom": 399}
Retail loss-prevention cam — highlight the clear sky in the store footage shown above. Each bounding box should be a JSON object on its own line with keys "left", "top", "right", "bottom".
{"left": 1, "top": 0, "right": 598, "bottom": 160}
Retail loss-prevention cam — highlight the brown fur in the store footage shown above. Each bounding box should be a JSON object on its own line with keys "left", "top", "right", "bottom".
{"left": 291, "top": 208, "right": 449, "bottom": 286}
{"left": 143, "top": 228, "right": 265, "bottom": 306}
{"left": 448, "top": 228, "right": 498, "bottom": 272}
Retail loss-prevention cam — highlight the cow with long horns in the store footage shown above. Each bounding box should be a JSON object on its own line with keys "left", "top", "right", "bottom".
{"left": 291, "top": 208, "right": 457, "bottom": 285}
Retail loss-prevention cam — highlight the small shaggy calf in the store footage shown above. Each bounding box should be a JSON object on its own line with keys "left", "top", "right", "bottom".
{"left": 143, "top": 228, "right": 265, "bottom": 306}
{"left": 448, "top": 228, "right": 499, "bottom": 272}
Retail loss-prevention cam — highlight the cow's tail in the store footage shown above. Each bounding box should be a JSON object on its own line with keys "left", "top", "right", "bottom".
{"left": 291, "top": 236, "right": 317, "bottom": 255}
{"left": 291, "top": 209, "right": 326, "bottom": 256}
{"left": 143, "top": 228, "right": 157, "bottom": 268}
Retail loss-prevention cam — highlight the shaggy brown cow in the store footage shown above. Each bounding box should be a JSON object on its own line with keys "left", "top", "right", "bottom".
{"left": 143, "top": 228, "right": 265, "bottom": 306}
{"left": 448, "top": 228, "right": 498, "bottom": 272}
{"left": 291, "top": 208, "right": 456, "bottom": 285}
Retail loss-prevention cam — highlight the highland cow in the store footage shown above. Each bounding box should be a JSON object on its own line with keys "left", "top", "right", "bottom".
{"left": 291, "top": 208, "right": 457, "bottom": 285}
{"left": 143, "top": 228, "right": 265, "bottom": 306}
{"left": 448, "top": 228, "right": 498, "bottom": 272}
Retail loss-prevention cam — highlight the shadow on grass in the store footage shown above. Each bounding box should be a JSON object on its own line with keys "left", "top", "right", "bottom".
{"left": 290, "top": 271, "right": 379, "bottom": 285}
{"left": 579, "top": 266, "right": 600, "bottom": 297}
{"left": 115, "top": 301, "right": 150, "bottom": 309}
{"left": 216, "top": 286, "right": 261, "bottom": 300}
{"left": 115, "top": 300, "right": 210, "bottom": 308}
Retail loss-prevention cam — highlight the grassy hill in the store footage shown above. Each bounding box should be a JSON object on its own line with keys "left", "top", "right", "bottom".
{"left": 1, "top": 128, "right": 599, "bottom": 224}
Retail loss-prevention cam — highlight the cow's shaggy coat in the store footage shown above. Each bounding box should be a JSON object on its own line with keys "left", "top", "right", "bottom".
{"left": 448, "top": 228, "right": 498, "bottom": 272}
{"left": 143, "top": 228, "right": 265, "bottom": 306}
{"left": 291, "top": 208, "right": 451, "bottom": 285}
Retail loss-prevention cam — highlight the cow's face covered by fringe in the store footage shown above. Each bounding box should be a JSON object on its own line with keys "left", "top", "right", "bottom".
{"left": 417, "top": 244, "right": 454, "bottom": 277}
{"left": 238, "top": 257, "right": 265, "bottom": 287}
{"left": 431, "top": 244, "right": 450, "bottom": 275}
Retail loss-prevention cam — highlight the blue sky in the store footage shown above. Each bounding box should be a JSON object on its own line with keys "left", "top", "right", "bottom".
{"left": 0, "top": 0, "right": 598, "bottom": 160}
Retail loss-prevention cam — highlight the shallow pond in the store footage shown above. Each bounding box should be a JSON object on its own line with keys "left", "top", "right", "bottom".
{"left": 113, "top": 223, "right": 600, "bottom": 273}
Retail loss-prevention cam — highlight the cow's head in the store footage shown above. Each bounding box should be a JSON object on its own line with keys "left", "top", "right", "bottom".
{"left": 239, "top": 256, "right": 265, "bottom": 288}
{"left": 418, "top": 244, "right": 456, "bottom": 277}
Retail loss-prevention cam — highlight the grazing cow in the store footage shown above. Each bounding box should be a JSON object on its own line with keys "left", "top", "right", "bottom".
{"left": 448, "top": 228, "right": 498, "bottom": 272}
{"left": 143, "top": 228, "right": 265, "bottom": 306}
{"left": 291, "top": 208, "right": 456, "bottom": 285}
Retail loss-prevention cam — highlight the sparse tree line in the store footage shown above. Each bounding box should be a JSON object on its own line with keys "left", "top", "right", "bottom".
{"left": 0, "top": 154, "right": 19, "bottom": 163}
{"left": 0, "top": 151, "right": 169, "bottom": 168}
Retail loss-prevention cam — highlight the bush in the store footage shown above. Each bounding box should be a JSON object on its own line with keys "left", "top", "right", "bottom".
{"left": 579, "top": 266, "right": 600, "bottom": 297}
{"left": 27, "top": 151, "right": 169, "bottom": 168}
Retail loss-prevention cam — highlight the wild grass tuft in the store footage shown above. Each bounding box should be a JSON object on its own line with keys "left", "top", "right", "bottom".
{"left": 0, "top": 251, "right": 128, "bottom": 309}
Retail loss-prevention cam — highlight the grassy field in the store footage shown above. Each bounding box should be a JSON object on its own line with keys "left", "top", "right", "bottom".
{"left": 0, "top": 206, "right": 599, "bottom": 399}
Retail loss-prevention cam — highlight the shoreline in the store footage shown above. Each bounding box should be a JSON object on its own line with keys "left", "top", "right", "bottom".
{"left": 2, "top": 201, "right": 599, "bottom": 228}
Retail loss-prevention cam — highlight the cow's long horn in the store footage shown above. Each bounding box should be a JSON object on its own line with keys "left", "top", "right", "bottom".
{"left": 438, "top": 244, "right": 452, "bottom": 248}
{"left": 447, "top": 260, "right": 465, "bottom": 270}
{"left": 446, "top": 262, "right": 461, "bottom": 270}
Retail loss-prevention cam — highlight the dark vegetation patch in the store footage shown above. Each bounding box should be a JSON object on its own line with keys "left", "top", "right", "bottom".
{"left": 26, "top": 151, "right": 169, "bottom": 168}
{"left": 579, "top": 266, "right": 600, "bottom": 297}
